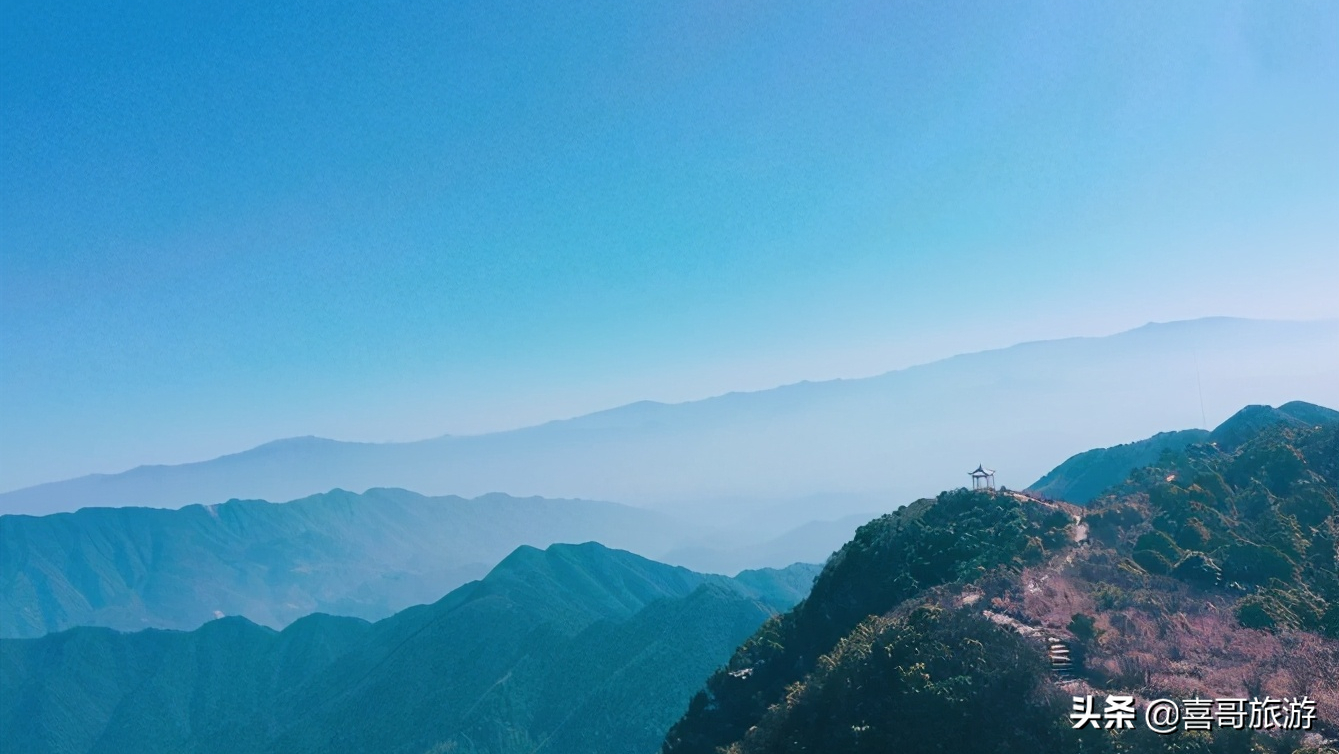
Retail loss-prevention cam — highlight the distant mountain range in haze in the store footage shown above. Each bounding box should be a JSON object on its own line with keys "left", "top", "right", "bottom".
{"left": 0, "top": 491, "right": 694, "bottom": 638}
{"left": 1, "top": 488, "right": 858, "bottom": 639}
{"left": 1, "top": 542, "right": 818, "bottom": 754}
{"left": 11, "top": 399, "right": 1336, "bottom": 642}
{"left": 3, "top": 317, "right": 1336, "bottom": 518}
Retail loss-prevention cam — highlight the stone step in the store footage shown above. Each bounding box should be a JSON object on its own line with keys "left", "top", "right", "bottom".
{"left": 1046, "top": 637, "right": 1076, "bottom": 678}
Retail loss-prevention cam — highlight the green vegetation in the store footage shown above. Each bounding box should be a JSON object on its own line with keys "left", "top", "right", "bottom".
{"left": 1121, "top": 411, "right": 1339, "bottom": 636}
{"left": 1029, "top": 402, "right": 1338, "bottom": 506}
{"left": 7, "top": 401, "right": 1337, "bottom": 754}
{"left": 664, "top": 402, "right": 1339, "bottom": 753}
{"left": 663, "top": 488, "right": 1071, "bottom": 753}
{"left": 722, "top": 605, "right": 1074, "bottom": 754}
{"left": 0, "top": 489, "right": 694, "bottom": 638}
{"left": 0, "top": 543, "right": 818, "bottom": 754}
{"left": 1028, "top": 429, "right": 1210, "bottom": 504}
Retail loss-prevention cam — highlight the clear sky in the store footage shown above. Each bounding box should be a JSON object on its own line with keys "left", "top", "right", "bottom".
{"left": 2, "top": 1, "right": 1337, "bottom": 492}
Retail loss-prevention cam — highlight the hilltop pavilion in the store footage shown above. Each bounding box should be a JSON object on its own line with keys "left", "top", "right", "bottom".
{"left": 969, "top": 465, "right": 996, "bottom": 491}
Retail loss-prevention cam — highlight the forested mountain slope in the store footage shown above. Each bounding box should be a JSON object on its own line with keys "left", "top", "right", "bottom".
{"left": 664, "top": 403, "right": 1339, "bottom": 753}
{"left": 0, "top": 489, "right": 697, "bottom": 638}
{"left": 0, "top": 543, "right": 819, "bottom": 754}
{"left": 1028, "top": 428, "right": 1211, "bottom": 503}
{"left": 1029, "top": 401, "right": 1339, "bottom": 504}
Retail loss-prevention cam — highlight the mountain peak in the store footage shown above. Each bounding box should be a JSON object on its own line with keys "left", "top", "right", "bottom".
{"left": 1209, "top": 401, "right": 1339, "bottom": 450}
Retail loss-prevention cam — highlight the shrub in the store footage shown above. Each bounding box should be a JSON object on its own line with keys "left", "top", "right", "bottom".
{"left": 1091, "top": 584, "right": 1128, "bottom": 611}
{"left": 1235, "top": 595, "right": 1283, "bottom": 630}
{"left": 1221, "top": 540, "right": 1294, "bottom": 585}
{"left": 1172, "top": 552, "right": 1221, "bottom": 586}
{"left": 1175, "top": 518, "right": 1211, "bottom": 550}
{"left": 1132, "top": 549, "right": 1174, "bottom": 575}
{"left": 1135, "top": 530, "right": 1181, "bottom": 561}
{"left": 1068, "top": 613, "right": 1103, "bottom": 644}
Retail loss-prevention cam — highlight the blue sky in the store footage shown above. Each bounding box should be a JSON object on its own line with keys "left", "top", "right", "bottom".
{"left": 2, "top": 1, "right": 1337, "bottom": 491}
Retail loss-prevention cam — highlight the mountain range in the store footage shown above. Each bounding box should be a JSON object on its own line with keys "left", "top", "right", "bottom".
{"left": 4, "top": 318, "right": 1336, "bottom": 518}
{"left": 4, "top": 401, "right": 1337, "bottom": 753}
{"left": 9, "top": 402, "right": 1337, "bottom": 642}
{"left": 0, "top": 490, "right": 699, "bottom": 638}
{"left": 0, "top": 542, "right": 819, "bottom": 754}
{"left": 1, "top": 488, "right": 868, "bottom": 639}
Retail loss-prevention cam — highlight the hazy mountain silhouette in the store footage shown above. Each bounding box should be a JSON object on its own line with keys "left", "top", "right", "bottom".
{"left": 661, "top": 513, "right": 873, "bottom": 575}
{"left": 0, "top": 542, "right": 818, "bottom": 754}
{"left": 3, "top": 317, "right": 1335, "bottom": 517}
{"left": 0, "top": 489, "right": 706, "bottom": 638}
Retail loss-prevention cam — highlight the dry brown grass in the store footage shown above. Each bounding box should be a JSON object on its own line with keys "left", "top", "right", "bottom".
{"left": 998, "top": 541, "right": 1339, "bottom": 726}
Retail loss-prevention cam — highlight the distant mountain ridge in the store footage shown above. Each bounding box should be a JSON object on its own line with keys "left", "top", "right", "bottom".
{"left": 3, "top": 317, "right": 1337, "bottom": 517}
{"left": 0, "top": 542, "right": 819, "bottom": 754}
{"left": 0, "top": 489, "right": 703, "bottom": 638}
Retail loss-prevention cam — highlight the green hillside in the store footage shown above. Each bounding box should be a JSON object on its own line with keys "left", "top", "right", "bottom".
{"left": 1027, "top": 428, "right": 1210, "bottom": 503}
{"left": 1028, "top": 401, "right": 1339, "bottom": 505}
{"left": 0, "top": 542, "right": 817, "bottom": 754}
{"left": 0, "top": 489, "right": 697, "bottom": 638}
{"left": 664, "top": 403, "right": 1339, "bottom": 753}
